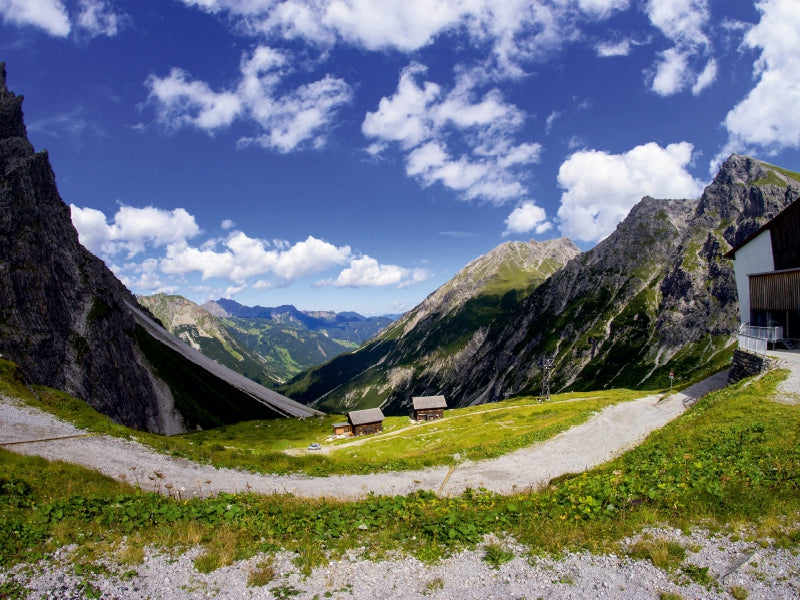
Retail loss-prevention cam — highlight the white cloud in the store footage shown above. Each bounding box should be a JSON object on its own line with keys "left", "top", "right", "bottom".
{"left": 177, "top": 0, "right": 625, "bottom": 77}
{"left": 595, "top": 39, "right": 631, "bottom": 57}
{"left": 76, "top": 0, "right": 120, "bottom": 37}
{"left": 0, "top": 0, "right": 70, "bottom": 36}
{"left": 503, "top": 202, "right": 552, "bottom": 236}
{"left": 722, "top": 0, "right": 800, "bottom": 154}
{"left": 70, "top": 204, "right": 201, "bottom": 258}
{"left": 326, "top": 255, "right": 431, "bottom": 288}
{"left": 363, "top": 63, "right": 542, "bottom": 205}
{"left": 644, "top": 0, "right": 715, "bottom": 96}
{"left": 221, "top": 219, "right": 235, "bottom": 230}
{"left": 160, "top": 233, "right": 352, "bottom": 285}
{"left": 650, "top": 47, "right": 690, "bottom": 96}
{"left": 147, "top": 68, "right": 243, "bottom": 132}
{"left": 0, "top": 0, "right": 123, "bottom": 38}
{"left": 691, "top": 58, "right": 717, "bottom": 95}
{"left": 147, "top": 46, "right": 352, "bottom": 152}
{"left": 577, "top": 0, "right": 629, "bottom": 19}
{"left": 556, "top": 142, "right": 705, "bottom": 243}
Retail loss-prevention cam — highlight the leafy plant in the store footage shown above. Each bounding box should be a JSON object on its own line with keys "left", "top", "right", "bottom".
{"left": 483, "top": 543, "right": 515, "bottom": 569}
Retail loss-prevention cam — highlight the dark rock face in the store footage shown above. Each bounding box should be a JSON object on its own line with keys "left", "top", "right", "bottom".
{"left": 0, "top": 63, "right": 183, "bottom": 433}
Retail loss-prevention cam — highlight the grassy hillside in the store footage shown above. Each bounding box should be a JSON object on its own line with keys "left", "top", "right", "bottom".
{"left": 1, "top": 359, "right": 797, "bottom": 592}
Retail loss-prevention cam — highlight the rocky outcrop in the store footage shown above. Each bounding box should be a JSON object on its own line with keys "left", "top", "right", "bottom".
{"left": 0, "top": 63, "right": 317, "bottom": 432}
{"left": 0, "top": 63, "right": 183, "bottom": 433}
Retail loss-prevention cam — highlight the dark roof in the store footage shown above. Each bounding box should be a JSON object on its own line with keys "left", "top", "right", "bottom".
{"left": 412, "top": 395, "right": 447, "bottom": 410}
{"left": 347, "top": 408, "right": 385, "bottom": 426}
{"left": 332, "top": 422, "right": 350, "bottom": 428}
{"left": 724, "top": 197, "right": 800, "bottom": 259}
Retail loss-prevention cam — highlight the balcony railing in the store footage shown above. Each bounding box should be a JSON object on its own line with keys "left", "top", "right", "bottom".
{"left": 737, "top": 323, "right": 784, "bottom": 357}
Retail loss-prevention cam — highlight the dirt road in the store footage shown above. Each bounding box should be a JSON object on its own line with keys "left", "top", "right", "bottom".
{"left": 1, "top": 371, "right": 730, "bottom": 500}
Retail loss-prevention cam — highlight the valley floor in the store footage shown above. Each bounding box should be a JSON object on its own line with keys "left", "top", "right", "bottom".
{"left": 1, "top": 370, "right": 734, "bottom": 500}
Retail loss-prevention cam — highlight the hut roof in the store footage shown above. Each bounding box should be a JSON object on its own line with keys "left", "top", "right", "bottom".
{"left": 347, "top": 407, "right": 385, "bottom": 426}
{"left": 412, "top": 395, "right": 447, "bottom": 410}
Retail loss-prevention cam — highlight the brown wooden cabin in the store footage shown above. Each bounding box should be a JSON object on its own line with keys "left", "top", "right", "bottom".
{"left": 412, "top": 395, "right": 447, "bottom": 421}
{"left": 332, "top": 422, "right": 352, "bottom": 436}
{"left": 347, "top": 408, "right": 385, "bottom": 436}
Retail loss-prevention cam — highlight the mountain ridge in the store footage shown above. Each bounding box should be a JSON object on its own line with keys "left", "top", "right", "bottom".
{"left": 280, "top": 155, "right": 800, "bottom": 414}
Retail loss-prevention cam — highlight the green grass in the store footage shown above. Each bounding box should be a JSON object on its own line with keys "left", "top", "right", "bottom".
{"left": 1, "top": 358, "right": 798, "bottom": 584}
{"left": 1, "top": 355, "right": 641, "bottom": 476}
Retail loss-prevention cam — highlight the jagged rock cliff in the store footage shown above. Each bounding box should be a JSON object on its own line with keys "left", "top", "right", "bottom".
{"left": 282, "top": 155, "right": 800, "bottom": 413}
{"left": 0, "top": 64, "right": 184, "bottom": 433}
{"left": 0, "top": 63, "right": 317, "bottom": 432}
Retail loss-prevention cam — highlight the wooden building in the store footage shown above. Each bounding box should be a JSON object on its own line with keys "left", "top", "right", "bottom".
{"left": 347, "top": 408, "right": 385, "bottom": 436}
{"left": 412, "top": 395, "right": 447, "bottom": 421}
{"left": 332, "top": 422, "right": 352, "bottom": 436}
{"left": 725, "top": 197, "right": 800, "bottom": 343}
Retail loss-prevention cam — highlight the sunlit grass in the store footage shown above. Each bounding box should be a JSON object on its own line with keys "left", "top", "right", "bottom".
{"left": 3, "top": 355, "right": 643, "bottom": 476}
{"left": 2, "top": 361, "right": 799, "bottom": 577}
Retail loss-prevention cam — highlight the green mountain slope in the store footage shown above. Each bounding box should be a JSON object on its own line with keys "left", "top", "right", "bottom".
{"left": 138, "top": 294, "right": 396, "bottom": 386}
{"left": 281, "top": 155, "right": 800, "bottom": 415}
{"left": 279, "top": 238, "right": 581, "bottom": 412}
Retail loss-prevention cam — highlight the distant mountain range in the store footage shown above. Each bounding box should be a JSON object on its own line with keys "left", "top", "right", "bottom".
{"left": 280, "top": 155, "right": 800, "bottom": 415}
{"left": 137, "top": 295, "right": 396, "bottom": 386}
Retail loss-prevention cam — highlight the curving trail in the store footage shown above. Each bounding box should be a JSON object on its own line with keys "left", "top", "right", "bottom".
{"left": 1, "top": 371, "right": 731, "bottom": 500}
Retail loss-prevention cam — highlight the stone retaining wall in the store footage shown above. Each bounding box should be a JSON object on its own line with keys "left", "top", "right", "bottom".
{"left": 728, "top": 348, "right": 773, "bottom": 384}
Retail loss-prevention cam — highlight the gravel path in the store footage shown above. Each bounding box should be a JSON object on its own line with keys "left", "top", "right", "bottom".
{"left": 1, "top": 371, "right": 728, "bottom": 500}
{"left": 3, "top": 366, "right": 799, "bottom": 599}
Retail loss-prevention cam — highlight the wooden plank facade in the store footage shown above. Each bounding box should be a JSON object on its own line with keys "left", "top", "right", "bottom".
{"left": 412, "top": 395, "right": 447, "bottom": 421}
{"left": 750, "top": 269, "right": 800, "bottom": 311}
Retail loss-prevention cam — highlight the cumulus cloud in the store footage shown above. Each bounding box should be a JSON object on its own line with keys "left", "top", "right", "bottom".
{"left": 645, "top": 0, "right": 716, "bottom": 96}
{"left": 71, "top": 202, "right": 423, "bottom": 293}
{"left": 721, "top": 0, "right": 800, "bottom": 157}
{"left": 76, "top": 0, "right": 120, "bottom": 37}
{"left": 0, "top": 0, "right": 123, "bottom": 38}
{"left": 70, "top": 204, "right": 201, "bottom": 258}
{"left": 160, "top": 233, "right": 353, "bottom": 285}
{"left": 325, "top": 255, "right": 431, "bottom": 288}
{"left": 556, "top": 142, "right": 706, "bottom": 243}
{"left": 0, "top": 0, "right": 70, "bottom": 36}
{"left": 176, "top": 0, "right": 626, "bottom": 77}
{"left": 503, "top": 202, "right": 553, "bottom": 237}
{"left": 147, "top": 46, "right": 352, "bottom": 152}
{"left": 363, "top": 63, "right": 543, "bottom": 205}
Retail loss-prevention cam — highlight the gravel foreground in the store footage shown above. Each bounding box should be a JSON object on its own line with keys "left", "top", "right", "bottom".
{"left": 3, "top": 527, "right": 799, "bottom": 599}
{"left": 2, "top": 357, "right": 799, "bottom": 599}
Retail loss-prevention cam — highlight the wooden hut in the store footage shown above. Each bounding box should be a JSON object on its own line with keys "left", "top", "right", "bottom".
{"left": 332, "top": 422, "right": 352, "bottom": 436}
{"left": 347, "top": 408, "right": 385, "bottom": 436}
{"left": 412, "top": 395, "right": 447, "bottom": 421}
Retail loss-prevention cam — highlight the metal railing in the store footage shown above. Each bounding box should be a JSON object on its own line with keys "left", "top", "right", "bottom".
{"left": 737, "top": 333, "right": 767, "bottom": 356}
{"left": 738, "top": 323, "right": 783, "bottom": 342}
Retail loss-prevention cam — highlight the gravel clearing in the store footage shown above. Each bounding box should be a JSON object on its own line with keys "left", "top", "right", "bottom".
{"left": 2, "top": 363, "right": 799, "bottom": 599}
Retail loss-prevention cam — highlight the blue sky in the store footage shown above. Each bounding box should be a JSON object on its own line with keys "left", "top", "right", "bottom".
{"left": 2, "top": 0, "right": 799, "bottom": 315}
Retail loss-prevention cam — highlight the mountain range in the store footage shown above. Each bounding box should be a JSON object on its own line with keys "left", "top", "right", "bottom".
{"left": 280, "top": 155, "right": 800, "bottom": 415}
{"left": 137, "top": 295, "right": 395, "bottom": 386}
{"left": 4, "top": 59, "right": 799, "bottom": 433}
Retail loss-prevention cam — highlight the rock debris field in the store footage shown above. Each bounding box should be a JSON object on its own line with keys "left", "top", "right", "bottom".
{"left": 2, "top": 357, "right": 800, "bottom": 599}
